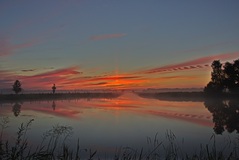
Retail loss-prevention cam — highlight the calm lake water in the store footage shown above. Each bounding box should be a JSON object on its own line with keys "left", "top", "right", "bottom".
{"left": 0, "top": 92, "right": 238, "bottom": 158}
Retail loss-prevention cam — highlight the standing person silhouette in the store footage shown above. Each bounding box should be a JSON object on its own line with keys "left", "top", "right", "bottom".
{"left": 52, "top": 84, "right": 56, "bottom": 94}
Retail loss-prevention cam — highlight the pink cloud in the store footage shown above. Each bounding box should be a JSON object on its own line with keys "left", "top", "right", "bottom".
{"left": 1, "top": 52, "right": 238, "bottom": 90}
{"left": 19, "top": 67, "right": 82, "bottom": 89}
{"left": 0, "top": 36, "right": 41, "bottom": 56}
{"left": 90, "top": 33, "right": 126, "bottom": 41}
{"left": 84, "top": 75, "right": 141, "bottom": 82}
{"left": 30, "top": 66, "right": 81, "bottom": 78}
{"left": 154, "top": 75, "right": 197, "bottom": 80}
{"left": 141, "top": 52, "right": 239, "bottom": 74}
{"left": 58, "top": 74, "right": 146, "bottom": 89}
{"left": 0, "top": 66, "right": 83, "bottom": 89}
{"left": 87, "top": 82, "right": 108, "bottom": 86}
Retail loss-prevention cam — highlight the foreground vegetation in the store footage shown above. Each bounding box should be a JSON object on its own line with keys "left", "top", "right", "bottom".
{"left": 0, "top": 118, "right": 238, "bottom": 160}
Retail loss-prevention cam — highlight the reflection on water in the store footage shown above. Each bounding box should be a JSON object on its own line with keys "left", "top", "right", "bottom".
{"left": 0, "top": 92, "right": 238, "bottom": 157}
{"left": 52, "top": 101, "right": 56, "bottom": 110}
{"left": 12, "top": 102, "right": 22, "bottom": 117}
{"left": 204, "top": 99, "right": 239, "bottom": 134}
{"left": 2, "top": 93, "right": 239, "bottom": 135}
{"left": 137, "top": 92, "right": 239, "bottom": 135}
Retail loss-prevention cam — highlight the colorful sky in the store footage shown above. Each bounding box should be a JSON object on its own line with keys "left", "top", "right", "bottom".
{"left": 1, "top": 0, "right": 239, "bottom": 90}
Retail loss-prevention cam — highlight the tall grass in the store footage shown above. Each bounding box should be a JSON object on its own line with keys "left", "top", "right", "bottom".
{"left": 0, "top": 117, "right": 238, "bottom": 160}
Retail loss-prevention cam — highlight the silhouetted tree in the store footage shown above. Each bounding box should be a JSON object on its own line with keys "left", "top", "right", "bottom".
{"left": 223, "top": 62, "right": 236, "bottom": 92}
{"left": 12, "top": 80, "right": 22, "bottom": 94}
{"left": 205, "top": 59, "right": 239, "bottom": 94}
{"left": 204, "top": 81, "right": 215, "bottom": 94}
{"left": 204, "top": 60, "right": 224, "bottom": 94}
{"left": 52, "top": 84, "right": 56, "bottom": 94}
{"left": 211, "top": 60, "right": 224, "bottom": 90}
{"left": 233, "top": 59, "right": 239, "bottom": 92}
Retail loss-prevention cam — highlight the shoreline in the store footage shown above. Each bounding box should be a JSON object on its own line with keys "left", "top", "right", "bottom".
{"left": 1, "top": 91, "right": 239, "bottom": 103}
{"left": 0, "top": 92, "right": 122, "bottom": 103}
{"left": 136, "top": 91, "right": 239, "bottom": 102}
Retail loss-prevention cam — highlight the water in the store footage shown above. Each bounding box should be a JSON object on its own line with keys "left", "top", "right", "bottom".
{"left": 0, "top": 92, "right": 238, "bottom": 158}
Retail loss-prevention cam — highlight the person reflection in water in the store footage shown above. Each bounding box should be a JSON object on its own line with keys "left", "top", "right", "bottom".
{"left": 204, "top": 99, "right": 239, "bottom": 134}
{"left": 52, "top": 101, "right": 56, "bottom": 110}
{"left": 12, "top": 102, "right": 22, "bottom": 117}
{"left": 52, "top": 84, "right": 56, "bottom": 94}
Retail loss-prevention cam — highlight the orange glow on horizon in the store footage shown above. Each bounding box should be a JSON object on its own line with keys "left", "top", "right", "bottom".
{"left": 1, "top": 52, "right": 228, "bottom": 90}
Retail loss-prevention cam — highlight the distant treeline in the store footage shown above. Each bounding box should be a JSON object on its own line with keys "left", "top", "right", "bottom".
{"left": 0, "top": 92, "right": 122, "bottom": 103}
{"left": 136, "top": 91, "right": 239, "bottom": 102}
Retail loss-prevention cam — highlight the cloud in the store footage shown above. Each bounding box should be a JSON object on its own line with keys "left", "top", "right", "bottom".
{"left": 141, "top": 52, "right": 239, "bottom": 74}
{"left": 59, "top": 74, "right": 146, "bottom": 89}
{"left": 0, "top": 64, "right": 202, "bottom": 89}
{"left": 19, "top": 66, "right": 82, "bottom": 89}
{"left": 0, "top": 36, "right": 41, "bottom": 56}
{"left": 21, "top": 69, "right": 36, "bottom": 72}
{"left": 85, "top": 75, "right": 141, "bottom": 82}
{"left": 31, "top": 66, "right": 81, "bottom": 78}
{"left": 0, "top": 66, "right": 84, "bottom": 90}
{"left": 154, "top": 75, "right": 197, "bottom": 80}
{"left": 2, "top": 52, "right": 236, "bottom": 90}
{"left": 88, "top": 82, "right": 108, "bottom": 86}
{"left": 90, "top": 33, "right": 126, "bottom": 41}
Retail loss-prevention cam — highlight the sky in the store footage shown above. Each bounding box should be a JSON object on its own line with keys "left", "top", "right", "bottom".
{"left": 1, "top": 0, "right": 239, "bottom": 90}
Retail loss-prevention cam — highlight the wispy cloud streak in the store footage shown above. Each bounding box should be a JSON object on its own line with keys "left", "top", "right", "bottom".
{"left": 0, "top": 36, "right": 42, "bottom": 56}
{"left": 29, "top": 66, "right": 81, "bottom": 79}
{"left": 141, "top": 52, "right": 239, "bottom": 74}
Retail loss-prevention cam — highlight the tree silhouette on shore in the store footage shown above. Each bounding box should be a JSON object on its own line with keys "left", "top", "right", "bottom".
{"left": 52, "top": 84, "right": 56, "bottom": 94}
{"left": 12, "top": 80, "right": 22, "bottom": 94}
{"left": 204, "top": 59, "right": 239, "bottom": 94}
